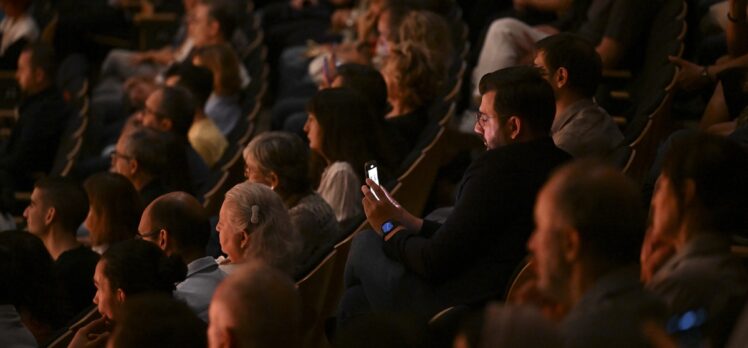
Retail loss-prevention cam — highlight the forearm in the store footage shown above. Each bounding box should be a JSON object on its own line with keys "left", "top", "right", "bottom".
{"left": 709, "top": 53, "right": 748, "bottom": 76}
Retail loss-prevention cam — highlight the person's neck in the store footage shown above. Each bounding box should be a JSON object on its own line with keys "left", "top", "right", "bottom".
{"left": 386, "top": 99, "right": 413, "bottom": 118}
{"left": 194, "top": 109, "right": 206, "bottom": 122}
{"left": 133, "top": 174, "right": 155, "bottom": 192}
{"left": 42, "top": 227, "right": 80, "bottom": 260}
{"left": 566, "top": 260, "right": 612, "bottom": 308}
{"left": 554, "top": 91, "right": 587, "bottom": 119}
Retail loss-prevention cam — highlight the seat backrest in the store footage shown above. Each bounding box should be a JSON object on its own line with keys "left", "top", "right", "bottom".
{"left": 392, "top": 126, "right": 447, "bottom": 216}
{"left": 50, "top": 105, "right": 87, "bottom": 177}
{"left": 297, "top": 249, "right": 337, "bottom": 348}
{"left": 201, "top": 146, "right": 245, "bottom": 215}
{"left": 504, "top": 256, "right": 535, "bottom": 303}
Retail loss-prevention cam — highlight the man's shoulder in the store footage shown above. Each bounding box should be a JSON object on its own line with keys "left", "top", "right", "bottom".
{"left": 478, "top": 138, "right": 570, "bottom": 168}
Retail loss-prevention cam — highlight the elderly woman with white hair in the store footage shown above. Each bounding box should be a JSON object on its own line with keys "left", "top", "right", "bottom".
{"left": 215, "top": 182, "right": 301, "bottom": 276}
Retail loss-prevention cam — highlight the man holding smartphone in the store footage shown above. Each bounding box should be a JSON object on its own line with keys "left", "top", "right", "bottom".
{"left": 340, "top": 66, "right": 571, "bottom": 323}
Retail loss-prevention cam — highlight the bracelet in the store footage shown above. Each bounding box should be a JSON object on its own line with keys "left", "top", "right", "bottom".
{"left": 728, "top": 12, "right": 747, "bottom": 23}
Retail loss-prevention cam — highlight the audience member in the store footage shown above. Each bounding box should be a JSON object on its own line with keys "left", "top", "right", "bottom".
{"left": 527, "top": 160, "right": 666, "bottom": 347}
{"left": 83, "top": 172, "right": 142, "bottom": 254}
{"left": 138, "top": 86, "right": 209, "bottom": 192}
{"left": 642, "top": 132, "right": 748, "bottom": 347}
{"left": 166, "top": 63, "right": 228, "bottom": 168}
{"left": 68, "top": 239, "right": 186, "bottom": 348}
{"left": 138, "top": 191, "right": 225, "bottom": 321}
{"left": 471, "top": 0, "right": 657, "bottom": 102}
{"left": 305, "top": 87, "right": 394, "bottom": 223}
{"left": 108, "top": 294, "right": 206, "bottom": 348}
{"left": 216, "top": 182, "right": 300, "bottom": 275}
{"left": 243, "top": 132, "right": 340, "bottom": 278}
{"left": 0, "top": 43, "right": 69, "bottom": 211}
{"left": 534, "top": 33, "right": 623, "bottom": 158}
{"left": 192, "top": 43, "right": 244, "bottom": 136}
{"left": 24, "top": 177, "right": 99, "bottom": 321}
{"left": 111, "top": 126, "right": 191, "bottom": 205}
{"left": 453, "top": 303, "right": 563, "bottom": 348}
{"left": 0, "top": 230, "right": 63, "bottom": 344}
{"left": 0, "top": 0, "right": 38, "bottom": 69}
{"left": 339, "top": 67, "right": 570, "bottom": 323}
{"left": 208, "top": 261, "right": 302, "bottom": 348}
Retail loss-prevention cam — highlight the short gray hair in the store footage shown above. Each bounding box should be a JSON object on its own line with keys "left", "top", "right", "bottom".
{"left": 223, "top": 182, "right": 300, "bottom": 275}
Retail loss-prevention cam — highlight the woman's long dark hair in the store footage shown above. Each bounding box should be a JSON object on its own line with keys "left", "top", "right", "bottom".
{"left": 306, "top": 88, "right": 396, "bottom": 183}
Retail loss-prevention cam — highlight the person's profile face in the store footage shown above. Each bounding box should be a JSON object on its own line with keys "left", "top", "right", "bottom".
{"left": 650, "top": 174, "right": 681, "bottom": 242}
{"left": 84, "top": 205, "right": 104, "bottom": 246}
{"left": 216, "top": 203, "right": 246, "bottom": 263}
{"left": 110, "top": 136, "right": 133, "bottom": 180}
{"left": 474, "top": 91, "right": 510, "bottom": 150}
{"left": 243, "top": 153, "right": 274, "bottom": 188}
{"left": 189, "top": 4, "right": 213, "bottom": 47}
{"left": 527, "top": 187, "right": 572, "bottom": 299}
{"left": 303, "top": 113, "right": 324, "bottom": 157}
{"left": 15, "top": 51, "right": 35, "bottom": 92}
{"left": 93, "top": 260, "right": 119, "bottom": 321}
{"left": 23, "top": 188, "right": 49, "bottom": 237}
{"left": 140, "top": 90, "right": 168, "bottom": 132}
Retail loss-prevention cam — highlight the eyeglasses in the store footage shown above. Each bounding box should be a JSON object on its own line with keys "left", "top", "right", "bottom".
{"left": 110, "top": 151, "right": 132, "bottom": 161}
{"left": 475, "top": 111, "right": 491, "bottom": 128}
{"left": 136, "top": 229, "right": 160, "bottom": 240}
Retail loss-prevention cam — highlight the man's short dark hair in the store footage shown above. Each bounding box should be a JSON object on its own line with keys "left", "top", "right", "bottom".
{"left": 125, "top": 127, "right": 171, "bottom": 176}
{"left": 201, "top": 0, "right": 238, "bottom": 42}
{"left": 23, "top": 43, "right": 57, "bottom": 81}
{"left": 478, "top": 66, "right": 556, "bottom": 135}
{"left": 111, "top": 294, "right": 206, "bottom": 348}
{"left": 549, "top": 160, "right": 646, "bottom": 267}
{"left": 171, "top": 64, "right": 214, "bottom": 107}
{"left": 34, "top": 177, "right": 89, "bottom": 234}
{"left": 662, "top": 132, "right": 748, "bottom": 234}
{"left": 535, "top": 33, "right": 602, "bottom": 98}
{"left": 156, "top": 86, "right": 196, "bottom": 137}
{"left": 148, "top": 192, "right": 210, "bottom": 253}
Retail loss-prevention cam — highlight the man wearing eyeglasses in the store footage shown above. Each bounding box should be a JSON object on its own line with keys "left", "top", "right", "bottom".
{"left": 137, "top": 191, "right": 225, "bottom": 322}
{"left": 339, "top": 66, "right": 571, "bottom": 323}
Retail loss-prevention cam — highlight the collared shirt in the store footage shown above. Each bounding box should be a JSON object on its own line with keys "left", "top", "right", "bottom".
{"left": 175, "top": 256, "right": 227, "bottom": 322}
{"left": 0, "top": 15, "right": 38, "bottom": 55}
{"left": 205, "top": 94, "right": 241, "bottom": 136}
{"left": 551, "top": 99, "right": 623, "bottom": 158}
{"left": 648, "top": 233, "right": 748, "bottom": 346}
{"left": 562, "top": 267, "right": 667, "bottom": 348}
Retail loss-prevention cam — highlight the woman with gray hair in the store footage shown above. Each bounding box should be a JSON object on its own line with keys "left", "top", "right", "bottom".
{"left": 243, "top": 132, "right": 341, "bottom": 277}
{"left": 215, "top": 182, "right": 301, "bottom": 276}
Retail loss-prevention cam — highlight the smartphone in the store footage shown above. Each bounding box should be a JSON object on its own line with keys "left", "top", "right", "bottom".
{"left": 365, "top": 160, "right": 379, "bottom": 185}
{"left": 364, "top": 161, "right": 380, "bottom": 200}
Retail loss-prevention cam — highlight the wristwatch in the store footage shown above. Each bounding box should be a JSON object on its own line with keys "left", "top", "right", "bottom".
{"left": 381, "top": 220, "right": 401, "bottom": 237}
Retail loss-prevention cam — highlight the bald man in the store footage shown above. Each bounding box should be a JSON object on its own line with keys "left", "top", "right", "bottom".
{"left": 208, "top": 261, "right": 302, "bottom": 348}
{"left": 527, "top": 161, "right": 666, "bottom": 347}
{"left": 138, "top": 191, "right": 225, "bottom": 321}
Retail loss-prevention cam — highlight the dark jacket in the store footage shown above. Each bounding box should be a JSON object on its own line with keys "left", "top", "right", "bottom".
{"left": 383, "top": 137, "right": 571, "bottom": 307}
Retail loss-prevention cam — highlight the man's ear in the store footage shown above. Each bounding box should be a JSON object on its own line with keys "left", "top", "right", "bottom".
{"left": 555, "top": 67, "right": 569, "bottom": 89}
{"left": 209, "top": 20, "right": 222, "bottom": 39}
{"left": 682, "top": 179, "right": 696, "bottom": 208}
{"left": 159, "top": 229, "right": 169, "bottom": 251}
{"left": 33, "top": 68, "right": 46, "bottom": 86}
{"left": 129, "top": 158, "right": 140, "bottom": 176}
{"left": 116, "top": 288, "right": 126, "bottom": 304}
{"left": 507, "top": 116, "right": 522, "bottom": 140}
{"left": 562, "top": 227, "right": 581, "bottom": 263}
{"left": 44, "top": 206, "right": 56, "bottom": 226}
{"left": 159, "top": 118, "right": 173, "bottom": 132}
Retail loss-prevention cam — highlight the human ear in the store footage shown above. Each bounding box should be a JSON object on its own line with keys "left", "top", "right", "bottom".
{"left": 508, "top": 116, "right": 522, "bottom": 139}
{"left": 267, "top": 172, "right": 279, "bottom": 190}
{"left": 45, "top": 207, "right": 56, "bottom": 225}
{"left": 159, "top": 229, "right": 168, "bottom": 251}
{"left": 556, "top": 67, "right": 568, "bottom": 89}
{"left": 562, "top": 227, "right": 581, "bottom": 262}
{"left": 116, "top": 289, "right": 126, "bottom": 304}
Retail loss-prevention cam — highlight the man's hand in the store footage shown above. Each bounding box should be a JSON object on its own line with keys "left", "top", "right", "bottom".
{"left": 68, "top": 317, "right": 111, "bottom": 348}
{"left": 362, "top": 179, "right": 423, "bottom": 234}
{"left": 669, "top": 56, "right": 712, "bottom": 91}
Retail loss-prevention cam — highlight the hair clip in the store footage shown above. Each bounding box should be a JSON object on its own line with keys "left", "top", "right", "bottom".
{"left": 250, "top": 205, "right": 260, "bottom": 224}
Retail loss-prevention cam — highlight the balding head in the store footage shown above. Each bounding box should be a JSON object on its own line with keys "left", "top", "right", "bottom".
{"left": 139, "top": 192, "right": 209, "bottom": 260}
{"left": 529, "top": 160, "right": 645, "bottom": 302}
{"left": 208, "top": 261, "right": 301, "bottom": 348}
